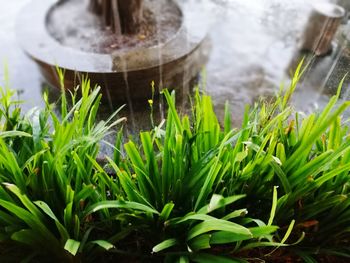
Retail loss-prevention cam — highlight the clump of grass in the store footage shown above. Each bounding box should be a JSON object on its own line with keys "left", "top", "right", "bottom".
{"left": 96, "top": 88, "right": 286, "bottom": 262}
{"left": 217, "top": 63, "right": 350, "bottom": 260}
{"left": 1, "top": 62, "right": 350, "bottom": 262}
{"left": 0, "top": 78, "right": 127, "bottom": 261}
{"left": 219, "top": 62, "right": 350, "bottom": 260}
{"left": 0, "top": 77, "right": 285, "bottom": 262}
{"left": 101, "top": 61, "right": 350, "bottom": 261}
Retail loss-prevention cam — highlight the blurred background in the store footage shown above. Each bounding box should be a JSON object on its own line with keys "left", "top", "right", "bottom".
{"left": 1, "top": 0, "right": 350, "bottom": 128}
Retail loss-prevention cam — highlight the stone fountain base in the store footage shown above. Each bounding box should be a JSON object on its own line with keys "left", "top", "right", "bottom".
{"left": 17, "top": 0, "right": 210, "bottom": 101}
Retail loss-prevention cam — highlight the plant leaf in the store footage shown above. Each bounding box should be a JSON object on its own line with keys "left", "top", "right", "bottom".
{"left": 64, "top": 239, "right": 80, "bottom": 256}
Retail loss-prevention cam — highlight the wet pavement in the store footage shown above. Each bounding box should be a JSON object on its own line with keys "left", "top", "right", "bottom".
{"left": 0, "top": 0, "right": 43, "bottom": 112}
{"left": 1, "top": 0, "right": 350, "bottom": 128}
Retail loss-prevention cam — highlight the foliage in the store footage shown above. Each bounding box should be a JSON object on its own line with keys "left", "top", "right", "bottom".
{"left": 1, "top": 62, "right": 350, "bottom": 262}
{"left": 100, "top": 89, "right": 285, "bottom": 262}
{"left": 0, "top": 78, "right": 282, "bottom": 262}
{"left": 0, "top": 78, "right": 128, "bottom": 262}
{"left": 215, "top": 63, "right": 350, "bottom": 259}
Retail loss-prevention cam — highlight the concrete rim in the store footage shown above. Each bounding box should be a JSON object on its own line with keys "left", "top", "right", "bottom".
{"left": 16, "top": 0, "right": 207, "bottom": 73}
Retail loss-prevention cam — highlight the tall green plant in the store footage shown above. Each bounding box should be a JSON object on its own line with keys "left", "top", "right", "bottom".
{"left": 1, "top": 61, "right": 350, "bottom": 262}
{"left": 0, "top": 79, "right": 130, "bottom": 261}
{"left": 218, "top": 63, "right": 350, "bottom": 259}
{"left": 92, "top": 89, "right": 291, "bottom": 262}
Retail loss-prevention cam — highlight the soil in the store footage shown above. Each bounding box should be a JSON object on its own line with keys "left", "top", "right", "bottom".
{"left": 100, "top": 249, "right": 350, "bottom": 263}
{"left": 233, "top": 247, "right": 350, "bottom": 263}
{"left": 47, "top": 0, "right": 182, "bottom": 54}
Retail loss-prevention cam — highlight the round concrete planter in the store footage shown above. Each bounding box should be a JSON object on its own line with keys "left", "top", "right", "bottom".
{"left": 17, "top": 0, "right": 210, "bottom": 101}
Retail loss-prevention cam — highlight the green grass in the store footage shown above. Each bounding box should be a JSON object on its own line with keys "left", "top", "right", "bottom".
{"left": 0, "top": 63, "right": 350, "bottom": 262}
{"left": 0, "top": 79, "right": 127, "bottom": 261}
{"left": 91, "top": 88, "right": 283, "bottom": 262}
{"left": 215, "top": 65, "right": 350, "bottom": 259}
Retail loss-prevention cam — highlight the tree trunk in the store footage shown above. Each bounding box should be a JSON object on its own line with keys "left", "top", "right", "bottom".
{"left": 88, "top": 0, "right": 143, "bottom": 35}
{"left": 118, "top": 0, "right": 143, "bottom": 34}
{"left": 88, "top": 0, "right": 102, "bottom": 15}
